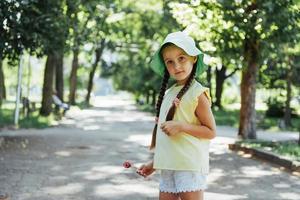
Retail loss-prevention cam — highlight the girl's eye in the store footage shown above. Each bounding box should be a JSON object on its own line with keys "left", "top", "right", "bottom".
{"left": 166, "top": 60, "right": 173, "bottom": 65}
{"left": 178, "top": 56, "right": 186, "bottom": 62}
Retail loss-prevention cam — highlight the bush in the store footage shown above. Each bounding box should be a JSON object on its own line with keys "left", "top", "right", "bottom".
{"left": 265, "top": 97, "right": 285, "bottom": 117}
{"left": 265, "top": 97, "right": 298, "bottom": 118}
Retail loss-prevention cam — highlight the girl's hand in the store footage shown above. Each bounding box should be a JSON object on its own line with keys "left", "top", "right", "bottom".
{"left": 137, "top": 161, "right": 155, "bottom": 178}
{"left": 160, "top": 121, "right": 183, "bottom": 136}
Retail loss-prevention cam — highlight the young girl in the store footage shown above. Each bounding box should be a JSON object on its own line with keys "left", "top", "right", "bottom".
{"left": 137, "top": 31, "right": 216, "bottom": 200}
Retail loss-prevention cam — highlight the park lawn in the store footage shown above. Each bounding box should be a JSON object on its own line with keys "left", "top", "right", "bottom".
{"left": 214, "top": 108, "right": 300, "bottom": 132}
{"left": 137, "top": 103, "right": 156, "bottom": 114}
{"left": 235, "top": 140, "right": 300, "bottom": 162}
{"left": 256, "top": 113, "right": 300, "bottom": 132}
{"left": 0, "top": 108, "right": 56, "bottom": 129}
{"left": 213, "top": 108, "right": 240, "bottom": 128}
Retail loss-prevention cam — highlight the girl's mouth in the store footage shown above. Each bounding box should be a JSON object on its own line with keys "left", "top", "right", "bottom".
{"left": 175, "top": 71, "right": 184, "bottom": 75}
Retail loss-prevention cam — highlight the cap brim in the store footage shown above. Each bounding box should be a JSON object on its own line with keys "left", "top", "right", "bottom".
{"left": 195, "top": 53, "right": 207, "bottom": 77}
{"left": 164, "top": 39, "right": 201, "bottom": 57}
{"left": 150, "top": 48, "right": 165, "bottom": 77}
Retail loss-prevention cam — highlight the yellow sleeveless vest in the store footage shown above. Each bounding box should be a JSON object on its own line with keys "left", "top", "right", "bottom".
{"left": 153, "top": 81, "right": 211, "bottom": 174}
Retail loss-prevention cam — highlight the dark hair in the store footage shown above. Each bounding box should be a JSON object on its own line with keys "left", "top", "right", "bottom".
{"left": 150, "top": 44, "right": 197, "bottom": 149}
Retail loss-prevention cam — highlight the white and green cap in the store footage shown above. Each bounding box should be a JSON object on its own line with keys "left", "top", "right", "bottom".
{"left": 150, "top": 31, "right": 207, "bottom": 77}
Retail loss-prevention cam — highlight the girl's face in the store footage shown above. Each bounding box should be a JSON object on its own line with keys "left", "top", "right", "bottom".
{"left": 161, "top": 44, "right": 197, "bottom": 85}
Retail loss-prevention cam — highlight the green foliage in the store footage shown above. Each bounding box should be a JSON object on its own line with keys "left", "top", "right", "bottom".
{"left": 0, "top": 0, "right": 68, "bottom": 63}
{"left": 105, "top": 0, "right": 182, "bottom": 100}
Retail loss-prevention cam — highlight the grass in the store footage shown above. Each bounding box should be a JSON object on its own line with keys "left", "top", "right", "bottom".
{"left": 213, "top": 108, "right": 300, "bottom": 132}
{"left": 236, "top": 140, "right": 300, "bottom": 162}
{"left": 213, "top": 108, "right": 240, "bottom": 128}
{"left": 0, "top": 108, "right": 14, "bottom": 126}
{"left": 137, "top": 103, "right": 156, "bottom": 114}
{"left": 0, "top": 107, "right": 57, "bottom": 129}
{"left": 256, "top": 110, "right": 300, "bottom": 132}
{"left": 75, "top": 100, "right": 93, "bottom": 110}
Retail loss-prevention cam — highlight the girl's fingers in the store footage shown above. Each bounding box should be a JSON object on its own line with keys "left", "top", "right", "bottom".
{"left": 161, "top": 127, "right": 170, "bottom": 135}
{"left": 161, "top": 125, "right": 169, "bottom": 133}
{"left": 136, "top": 169, "right": 146, "bottom": 177}
{"left": 138, "top": 165, "right": 144, "bottom": 170}
{"left": 160, "top": 123, "right": 166, "bottom": 129}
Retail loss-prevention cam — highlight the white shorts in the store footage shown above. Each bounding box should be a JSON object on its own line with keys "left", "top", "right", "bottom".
{"left": 159, "top": 169, "right": 207, "bottom": 194}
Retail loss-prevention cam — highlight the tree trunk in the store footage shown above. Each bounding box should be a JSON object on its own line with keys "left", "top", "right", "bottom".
{"left": 215, "top": 65, "right": 227, "bottom": 109}
{"left": 146, "top": 91, "right": 150, "bottom": 104}
{"left": 284, "top": 62, "right": 292, "bottom": 127}
{"left": 85, "top": 40, "right": 106, "bottom": 104}
{"left": 69, "top": 49, "right": 79, "bottom": 105}
{"left": 238, "top": 38, "right": 259, "bottom": 139}
{"left": 55, "top": 51, "right": 64, "bottom": 101}
{"left": 86, "top": 49, "right": 101, "bottom": 104}
{"left": 40, "top": 53, "right": 56, "bottom": 116}
{"left": 0, "top": 56, "right": 6, "bottom": 107}
{"left": 151, "top": 90, "right": 156, "bottom": 107}
{"left": 55, "top": 50, "right": 64, "bottom": 112}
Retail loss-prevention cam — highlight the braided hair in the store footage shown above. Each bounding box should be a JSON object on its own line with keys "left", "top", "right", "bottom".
{"left": 150, "top": 44, "right": 198, "bottom": 149}
{"left": 150, "top": 69, "right": 170, "bottom": 149}
{"left": 165, "top": 63, "right": 197, "bottom": 121}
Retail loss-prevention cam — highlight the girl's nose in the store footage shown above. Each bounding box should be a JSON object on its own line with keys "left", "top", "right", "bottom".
{"left": 173, "top": 61, "right": 181, "bottom": 70}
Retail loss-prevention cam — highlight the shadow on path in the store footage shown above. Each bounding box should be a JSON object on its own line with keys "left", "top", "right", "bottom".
{"left": 0, "top": 94, "right": 299, "bottom": 200}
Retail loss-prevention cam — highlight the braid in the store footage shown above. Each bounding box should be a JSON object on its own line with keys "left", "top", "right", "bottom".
{"left": 166, "top": 64, "right": 197, "bottom": 121}
{"left": 150, "top": 69, "right": 170, "bottom": 149}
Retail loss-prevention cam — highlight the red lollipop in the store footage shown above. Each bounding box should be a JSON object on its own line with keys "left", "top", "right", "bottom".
{"left": 123, "top": 160, "right": 132, "bottom": 168}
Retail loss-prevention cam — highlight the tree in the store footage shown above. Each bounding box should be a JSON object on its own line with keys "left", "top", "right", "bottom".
{"left": 170, "top": 0, "right": 300, "bottom": 137}
{"left": 107, "top": 0, "right": 181, "bottom": 106}
{"left": 220, "top": 0, "right": 300, "bottom": 139}
{"left": 86, "top": 39, "right": 106, "bottom": 104}
{"left": 170, "top": 1, "right": 242, "bottom": 109}
{"left": 259, "top": 44, "right": 300, "bottom": 127}
{"left": 66, "top": 0, "right": 96, "bottom": 105}
{"left": 38, "top": 0, "right": 68, "bottom": 116}
{"left": 283, "top": 46, "right": 300, "bottom": 127}
{"left": 54, "top": 49, "right": 64, "bottom": 111}
{"left": 0, "top": 0, "right": 68, "bottom": 115}
{"left": 0, "top": 1, "right": 31, "bottom": 107}
{"left": 82, "top": 0, "right": 115, "bottom": 105}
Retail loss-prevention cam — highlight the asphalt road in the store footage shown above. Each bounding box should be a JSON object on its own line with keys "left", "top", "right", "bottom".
{"left": 0, "top": 94, "right": 299, "bottom": 200}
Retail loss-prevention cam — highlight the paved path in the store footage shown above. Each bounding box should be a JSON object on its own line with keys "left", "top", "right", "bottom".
{"left": 0, "top": 93, "right": 299, "bottom": 200}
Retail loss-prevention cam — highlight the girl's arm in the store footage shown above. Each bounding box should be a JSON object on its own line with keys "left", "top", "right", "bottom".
{"left": 161, "top": 93, "right": 216, "bottom": 139}
{"left": 181, "top": 92, "right": 216, "bottom": 139}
